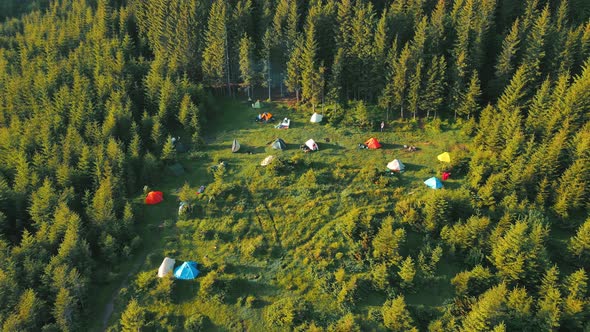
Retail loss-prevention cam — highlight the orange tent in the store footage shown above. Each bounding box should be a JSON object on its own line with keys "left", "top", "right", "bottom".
{"left": 145, "top": 191, "right": 163, "bottom": 205}
{"left": 364, "top": 138, "right": 382, "bottom": 149}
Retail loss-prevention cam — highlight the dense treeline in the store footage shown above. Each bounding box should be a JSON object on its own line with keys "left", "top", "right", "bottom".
{"left": 0, "top": 0, "right": 209, "bottom": 330}
{"left": 0, "top": 0, "right": 588, "bottom": 330}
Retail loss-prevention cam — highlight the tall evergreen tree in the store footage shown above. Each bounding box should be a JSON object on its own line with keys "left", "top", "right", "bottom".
{"left": 238, "top": 33, "right": 255, "bottom": 99}
{"left": 202, "top": 0, "right": 230, "bottom": 92}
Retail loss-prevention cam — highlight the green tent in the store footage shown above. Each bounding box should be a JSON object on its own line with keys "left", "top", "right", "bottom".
{"left": 252, "top": 100, "right": 262, "bottom": 109}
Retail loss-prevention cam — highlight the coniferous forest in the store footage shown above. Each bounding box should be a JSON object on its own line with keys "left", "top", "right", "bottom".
{"left": 0, "top": 0, "right": 589, "bottom": 331}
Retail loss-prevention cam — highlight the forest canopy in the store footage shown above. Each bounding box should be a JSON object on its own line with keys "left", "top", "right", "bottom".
{"left": 0, "top": 0, "right": 588, "bottom": 330}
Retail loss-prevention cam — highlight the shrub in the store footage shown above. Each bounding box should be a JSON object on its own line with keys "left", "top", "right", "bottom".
{"left": 263, "top": 297, "right": 309, "bottom": 328}
{"left": 184, "top": 313, "right": 207, "bottom": 331}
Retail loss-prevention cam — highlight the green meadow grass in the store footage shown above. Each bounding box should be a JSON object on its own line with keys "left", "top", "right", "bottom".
{"left": 99, "top": 99, "right": 475, "bottom": 330}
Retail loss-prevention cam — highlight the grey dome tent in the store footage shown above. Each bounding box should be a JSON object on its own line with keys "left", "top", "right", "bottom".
{"left": 232, "top": 139, "right": 240, "bottom": 153}
{"left": 272, "top": 138, "right": 287, "bottom": 150}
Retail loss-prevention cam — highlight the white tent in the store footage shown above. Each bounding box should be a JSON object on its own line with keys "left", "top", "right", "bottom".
{"left": 260, "top": 155, "right": 275, "bottom": 166}
{"left": 158, "top": 257, "right": 175, "bottom": 278}
{"left": 231, "top": 139, "right": 240, "bottom": 153}
{"left": 387, "top": 159, "right": 405, "bottom": 172}
{"left": 305, "top": 139, "right": 319, "bottom": 151}
{"left": 310, "top": 113, "right": 323, "bottom": 123}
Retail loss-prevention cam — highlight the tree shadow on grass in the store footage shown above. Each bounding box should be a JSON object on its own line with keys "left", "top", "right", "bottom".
{"left": 225, "top": 278, "right": 279, "bottom": 305}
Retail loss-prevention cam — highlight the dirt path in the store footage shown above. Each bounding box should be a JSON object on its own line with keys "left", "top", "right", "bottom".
{"left": 100, "top": 253, "right": 148, "bottom": 330}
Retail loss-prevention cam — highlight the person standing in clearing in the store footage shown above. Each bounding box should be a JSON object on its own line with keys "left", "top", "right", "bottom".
{"left": 381, "top": 121, "right": 385, "bottom": 132}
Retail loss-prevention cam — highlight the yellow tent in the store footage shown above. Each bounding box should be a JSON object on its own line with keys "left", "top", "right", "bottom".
{"left": 437, "top": 152, "right": 451, "bottom": 163}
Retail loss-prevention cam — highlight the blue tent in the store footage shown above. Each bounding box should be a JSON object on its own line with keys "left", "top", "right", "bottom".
{"left": 173, "top": 261, "right": 200, "bottom": 280}
{"left": 424, "top": 177, "right": 443, "bottom": 189}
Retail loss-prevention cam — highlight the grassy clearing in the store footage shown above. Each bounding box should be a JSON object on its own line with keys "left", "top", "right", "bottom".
{"left": 101, "top": 99, "right": 474, "bottom": 330}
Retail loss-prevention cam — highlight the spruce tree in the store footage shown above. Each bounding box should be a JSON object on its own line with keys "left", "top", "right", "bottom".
{"left": 202, "top": 0, "right": 229, "bottom": 91}
{"left": 301, "top": 21, "right": 320, "bottom": 111}
{"left": 457, "top": 72, "right": 482, "bottom": 119}
{"left": 407, "top": 60, "right": 422, "bottom": 120}
{"left": 238, "top": 33, "right": 255, "bottom": 99}
{"left": 568, "top": 217, "right": 590, "bottom": 262}
{"left": 381, "top": 295, "right": 416, "bottom": 331}
{"left": 120, "top": 298, "right": 146, "bottom": 332}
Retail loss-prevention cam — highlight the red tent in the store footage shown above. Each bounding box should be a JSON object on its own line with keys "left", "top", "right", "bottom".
{"left": 364, "top": 138, "right": 382, "bottom": 149}
{"left": 145, "top": 191, "right": 163, "bottom": 205}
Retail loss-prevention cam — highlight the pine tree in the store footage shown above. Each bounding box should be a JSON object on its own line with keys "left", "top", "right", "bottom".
{"left": 407, "top": 60, "right": 422, "bottom": 120}
{"left": 461, "top": 283, "right": 508, "bottom": 332}
{"left": 285, "top": 37, "right": 304, "bottom": 103}
{"left": 537, "top": 266, "right": 563, "bottom": 330}
{"left": 53, "top": 287, "right": 78, "bottom": 332}
{"left": 490, "top": 219, "right": 548, "bottom": 284}
{"left": 420, "top": 56, "right": 447, "bottom": 119}
{"left": 427, "top": 0, "right": 447, "bottom": 54}
{"left": 29, "top": 178, "right": 58, "bottom": 230}
{"left": 161, "top": 137, "right": 176, "bottom": 164}
{"left": 562, "top": 268, "right": 588, "bottom": 330}
{"left": 301, "top": 21, "right": 320, "bottom": 111}
{"left": 391, "top": 45, "right": 411, "bottom": 119}
{"left": 457, "top": 72, "right": 482, "bottom": 119}
{"left": 398, "top": 256, "right": 416, "bottom": 288}
{"left": 261, "top": 28, "right": 274, "bottom": 101}
{"left": 238, "top": 33, "right": 255, "bottom": 99}
{"left": 381, "top": 296, "right": 416, "bottom": 331}
{"left": 372, "top": 218, "right": 405, "bottom": 264}
{"left": 553, "top": 160, "right": 587, "bottom": 219}
{"left": 120, "top": 298, "right": 146, "bottom": 332}
{"left": 568, "top": 217, "right": 590, "bottom": 262}
{"left": 522, "top": 5, "right": 550, "bottom": 87}
{"left": 202, "top": 0, "right": 229, "bottom": 91}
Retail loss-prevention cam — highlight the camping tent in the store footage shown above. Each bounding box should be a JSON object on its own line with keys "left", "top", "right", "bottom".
{"left": 272, "top": 138, "right": 287, "bottom": 150}
{"left": 305, "top": 139, "right": 319, "bottom": 151}
{"left": 260, "top": 155, "right": 275, "bottom": 166}
{"left": 310, "top": 113, "right": 323, "bottom": 123}
{"left": 387, "top": 159, "right": 405, "bottom": 172}
{"left": 158, "top": 257, "right": 175, "bottom": 278}
{"left": 365, "top": 138, "right": 382, "bottom": 149}
{"left": 424, "top": 177, "right": 443, "bottom": 189}
{"left": 437, "top": 152, "right": 451, "bottom": 163}
{"left": 232, "top": 139, "right": 240, "bottom": 153}
{"left": 145, "top": 191, "right": 163, "bottom": 205}
{"left": 252, "top": 100, "right": 262, "bottom": 108}
{"left": 174, "top": 261, "right": 200, "bottom": 280}
{"left": 275, "top": 118, "right": 290, "bottom": 129}
{"left": 168, "top": 163, "right": 185, "bottom": 176}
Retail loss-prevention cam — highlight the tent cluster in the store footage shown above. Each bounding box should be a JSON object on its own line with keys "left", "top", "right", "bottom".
{"left": 422, "top": 152, "right": 452, "bottom": 189}
{"left": 158, "top": 257, "right": 200, "bottom": 280}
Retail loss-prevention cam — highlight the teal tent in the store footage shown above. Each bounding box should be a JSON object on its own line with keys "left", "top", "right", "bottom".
{"left": 174, "top": 261, "right": 200, "bottom": 280}
{"left": 424, "top": 177, "right": 443, "bottom": 189}
{"left": 252, "top": 100, "right": 262, "bottom": 109}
